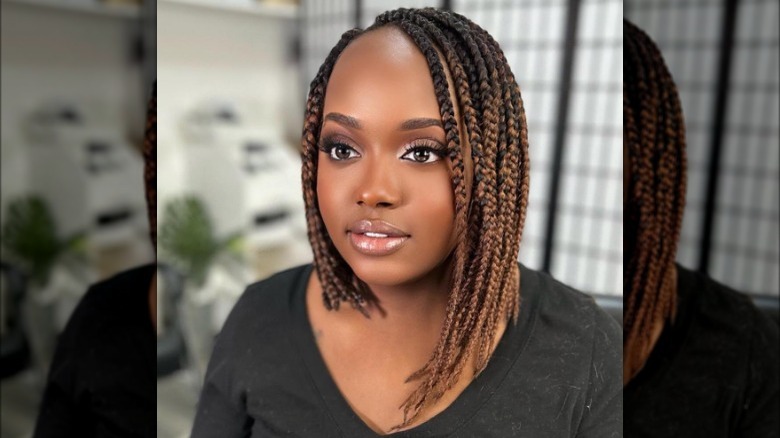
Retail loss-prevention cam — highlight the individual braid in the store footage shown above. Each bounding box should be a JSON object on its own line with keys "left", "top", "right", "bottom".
{"left": 301, "top": 28, "right": 368, "bottom": 313}
{"left": 623, "top": 20, "right": 687, "bottom": 383}
{"left": 301, "top": 8, "right": 530, "bottom": 428}
{"left": 142, "top": 83, "right": 157, "bottom": 253}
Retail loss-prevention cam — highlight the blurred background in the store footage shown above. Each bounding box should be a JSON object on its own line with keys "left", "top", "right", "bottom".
{"left": 155, "top": 0, "right": 622, "bottom": 436}
{"left": 625, "top": 1, "right": 779, "bottom": 301}
{"left": 0, "top": 0, "right": 154, "bottom": 436}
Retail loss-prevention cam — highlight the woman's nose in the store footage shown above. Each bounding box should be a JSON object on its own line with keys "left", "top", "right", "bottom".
{"left": 356, "top": 158, "right": 402, "bottom": 208}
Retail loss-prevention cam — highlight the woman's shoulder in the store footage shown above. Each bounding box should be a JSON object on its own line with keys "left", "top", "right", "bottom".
{"left": 518, "top": 263, "right": 620, "bottom": 338}
{"left": 515, "top": 264, "right": 622, "bottom": 388}
{"left": 676, "top": 264, "right": 778, "bottom": 355}
{"left": 676, "top": 264, "right": 779, "bottom": 368}
{"left": 677, "top": 264, "right": 773, "bottom": 324}
{"left": 78, "top": 264, "right": 155, "bottom": 314}
{"left": 216, "top": 263, "right": 314, "bottom": 345}
{"left": 210, "top": 264, "right": 313, "bottom": 369}
{"left": 61, "top": 263, "right": 155, "bottom": 341}
{"left": 490, "top": 264, "right": 622, "bottom": 436}
{"left": 225, "top": 263, "right": 313, "bottom": 327}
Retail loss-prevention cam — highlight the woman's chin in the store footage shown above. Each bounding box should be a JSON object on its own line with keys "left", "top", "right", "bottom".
{"left": 346, "top": 257, "right": 427, "bottom": 289}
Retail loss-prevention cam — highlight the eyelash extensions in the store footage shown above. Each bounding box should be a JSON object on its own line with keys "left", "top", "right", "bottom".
{"left": 318, "top": 136, "right": 446, "bottom": 163}
{"left": 400, "top": 139, "right": 446, "bottom": 163}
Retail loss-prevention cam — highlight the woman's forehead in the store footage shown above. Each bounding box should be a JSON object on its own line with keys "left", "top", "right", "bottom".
{"left": 323, "top": 27, "right": 446, "bottom": 127}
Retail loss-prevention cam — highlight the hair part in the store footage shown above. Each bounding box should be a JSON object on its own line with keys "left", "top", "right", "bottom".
{"left": 623, "top": 19, "right": 687, "bottom": 382}
{"left": 301, "top": 8, "right": 530, "bottom": 428}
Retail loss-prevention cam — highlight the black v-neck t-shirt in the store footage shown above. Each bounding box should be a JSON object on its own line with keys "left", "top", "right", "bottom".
{"left": 33, "top": 264, "right": 156, "bottom": 437}
{"left": 624, "top": 265, "right": 779, "bottom": 437}
{"left": 192, "top": 264, "right": 622, "bottom": 437}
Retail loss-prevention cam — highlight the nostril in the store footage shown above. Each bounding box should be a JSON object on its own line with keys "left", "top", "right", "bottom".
{"left": 357, "top": 187, "right": 400, "bottom": 208}
{"left": 357, "top": 200, "right": 393, "bottom": 208}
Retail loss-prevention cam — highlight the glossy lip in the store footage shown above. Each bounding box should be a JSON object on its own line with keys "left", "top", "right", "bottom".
{"left": 347, "top": 219, "right": 410, "bottom": 256}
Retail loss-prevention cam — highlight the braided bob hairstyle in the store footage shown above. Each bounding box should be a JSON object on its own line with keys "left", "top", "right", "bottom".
{"left": 301, "top": 8, "right": 530, "bottom": 426}
{"left": 623, "top": 20, "right": 687, "bottom": 382}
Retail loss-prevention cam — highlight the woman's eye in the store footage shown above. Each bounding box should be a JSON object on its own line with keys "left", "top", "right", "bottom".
{"left": 329, "top": 144, "right": 359, "bottom": 161}
{"left": 401, "top": 147, "right": 442, "bottom": 163}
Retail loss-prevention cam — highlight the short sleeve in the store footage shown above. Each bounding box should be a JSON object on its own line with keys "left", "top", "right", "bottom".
{"left": 575, "top": 306, "right": 623, "bottom": 438}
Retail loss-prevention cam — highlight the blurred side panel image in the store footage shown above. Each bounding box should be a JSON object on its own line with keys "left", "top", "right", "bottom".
{"left": 155, "top": 0, "right": 309, "bottom": 435}
{"left": 1, "top": 0, "right": 156, "bottom": 436}
{"left": 624, "top": 0, "right": 779, "bottom": 436}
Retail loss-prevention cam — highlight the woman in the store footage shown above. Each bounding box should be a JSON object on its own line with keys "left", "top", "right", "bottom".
{"left": 192, "top": 9, "right": 621, "bottom": 437}
{"left": 623, "top": 19, "right": 778, "bottom": 437}
{"left": 33, "top": 85, "right": 157, "bottom": 437}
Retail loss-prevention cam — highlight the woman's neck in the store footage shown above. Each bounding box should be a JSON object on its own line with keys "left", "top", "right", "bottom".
{"left": 307, "top": 264, "right": 452, "bottom": 362}
{"left": 372, "top": 270, "right": 448, "bottom": 321}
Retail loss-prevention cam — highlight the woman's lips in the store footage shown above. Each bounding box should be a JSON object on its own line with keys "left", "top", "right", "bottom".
{"left": 347, "top": 219, "right": 410, "bottom": 256}
{"left": 348, "top": 232, "right": 409, "bottom": 256}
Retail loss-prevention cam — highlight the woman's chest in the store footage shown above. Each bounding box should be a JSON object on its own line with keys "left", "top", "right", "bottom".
{"left": 318, "top": 339, "right": 468, "bottom": 433}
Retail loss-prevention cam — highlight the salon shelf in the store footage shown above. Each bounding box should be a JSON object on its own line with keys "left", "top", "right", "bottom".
{"left": 160, "top": 0, "right": 298, "bottom": 20}
{"left": 1, "top": 0, "right": 140, "bottom": 19}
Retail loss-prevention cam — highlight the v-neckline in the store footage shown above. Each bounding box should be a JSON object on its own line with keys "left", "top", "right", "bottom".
{"left": 288, "top": 264, "right": 536, "bottom": 437}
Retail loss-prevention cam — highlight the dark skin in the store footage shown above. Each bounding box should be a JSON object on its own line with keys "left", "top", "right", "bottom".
{"left": 308, "top": 27, "right": 505, "bottom": 434}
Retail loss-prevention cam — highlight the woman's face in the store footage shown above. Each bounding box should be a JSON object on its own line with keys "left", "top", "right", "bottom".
{"left": 317, "top": 26, "right": 459, "bottom": 288}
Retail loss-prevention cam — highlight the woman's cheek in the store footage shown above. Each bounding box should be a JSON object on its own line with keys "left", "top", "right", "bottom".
{"left": 412, "top": 170, "right": 456, "bottom": 251}
{"left": 316, "top": 162, "right": 345, "bottom": 239}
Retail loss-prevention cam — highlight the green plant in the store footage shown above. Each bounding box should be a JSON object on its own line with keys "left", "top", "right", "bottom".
{"left": 159, "top": 196, "right": 241, "bottom": 287}
{"left": 1, "top": 196, "right": 85, "bottom": 286}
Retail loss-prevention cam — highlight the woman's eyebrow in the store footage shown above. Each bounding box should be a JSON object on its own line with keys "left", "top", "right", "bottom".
{"left": 399, "top": 118, "right": 443, "bottom": 130}
{"left": 323, "top": 113, "right": 443, "bottom": 131}
{"left": 324, "top": 112, "right": 362, "bottom": 129}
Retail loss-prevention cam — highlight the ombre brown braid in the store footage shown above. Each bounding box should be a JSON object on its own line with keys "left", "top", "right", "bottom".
{"left": 623, "top": 20, "right": 687, "bottom": 383}
{"left": 301, "top": 8, "right": 530, "bottom": 428}
{"left": 143, "top": 83, "right": 157, "bottom": 253}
